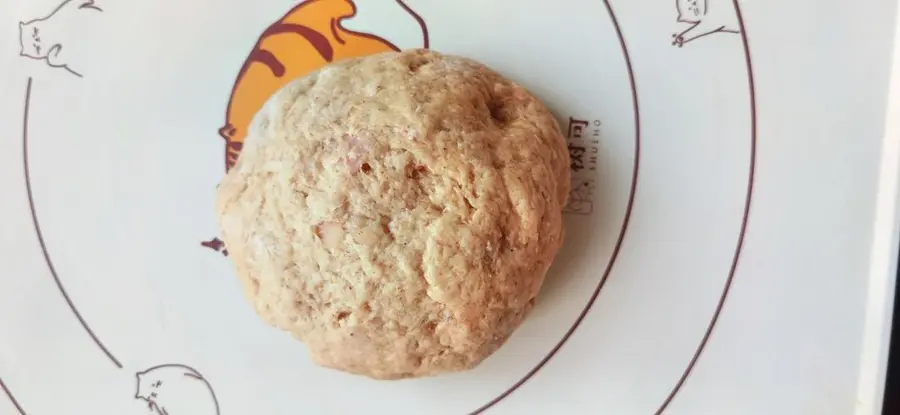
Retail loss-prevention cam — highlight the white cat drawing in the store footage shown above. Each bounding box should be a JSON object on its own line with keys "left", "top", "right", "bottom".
{"left": 135, "top": 364, "right": 220, "bottom": 415}
{"left": 672, "top": 0, "right": 740, "bottom": 47}
{"left": 18, "top": 0, "right": 103, "bottom": 77}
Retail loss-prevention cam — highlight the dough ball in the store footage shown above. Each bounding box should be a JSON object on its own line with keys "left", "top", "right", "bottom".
{"left": 216, "top": 49, "right": 571, "bottom": 379}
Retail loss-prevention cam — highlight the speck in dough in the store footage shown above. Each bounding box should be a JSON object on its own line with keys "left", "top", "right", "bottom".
{"left": 216, "top": 49, "right": 571, "bottom": 379}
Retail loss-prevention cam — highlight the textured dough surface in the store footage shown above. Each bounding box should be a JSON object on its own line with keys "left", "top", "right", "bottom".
{"left": 216, "top": 49, "right": 571, "bottom": 379}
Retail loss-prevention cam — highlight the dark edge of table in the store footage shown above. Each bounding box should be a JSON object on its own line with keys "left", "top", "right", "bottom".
{"left": 883, "top": 240, "right": 900, "bottom": 414}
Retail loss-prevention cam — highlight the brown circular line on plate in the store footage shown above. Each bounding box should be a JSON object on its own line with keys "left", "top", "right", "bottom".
{"left": 653, "top": 1, "right": 757, "bottom": 413}
{"left": 469, "top": 1, "right": 641, "bottom": 413}
{"left": 20, "top": 76, "right": 123, "bottom": 369}
{"left": 0, "top": 376, "right": 26, "bottom": 415}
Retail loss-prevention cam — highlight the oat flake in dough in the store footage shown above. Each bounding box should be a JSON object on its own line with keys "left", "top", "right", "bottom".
{"left": 216, "top": 49, "right": 571, "bottom": 379}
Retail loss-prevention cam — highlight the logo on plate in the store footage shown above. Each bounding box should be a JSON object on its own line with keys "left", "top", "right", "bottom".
{"left": 563, "top": 117, "right": 601, "bottom": 216}
{"left": 564, "top": 179, "right": 596, "bottom": 215}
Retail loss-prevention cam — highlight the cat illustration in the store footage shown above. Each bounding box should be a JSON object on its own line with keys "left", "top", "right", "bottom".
{"left": 343, "top": 0, "right": 430, "bottom": 51}
{"left": 135, "top": 364, "right": 220, "bottom": 415}
{"left": 17, "top": 0, "right": 103, "bottom": 77}
{"left": 218, "top": 0, "right": 428, "bottom": 171}
{"left": 201, "top": 237, "right": 228, "bottom": 256}
{"left": 564, "top": 180, "right": 595, "bottom": 215}
{"left": 671, "top": 0, "right": 739, "bottom": 47}
{"left": 202, "top": 0, "right": 428, "bottom": 256}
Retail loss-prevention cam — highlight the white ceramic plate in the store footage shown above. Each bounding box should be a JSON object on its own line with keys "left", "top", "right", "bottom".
{"left": 1, "top": 0, "right": 898, "bottom": 414}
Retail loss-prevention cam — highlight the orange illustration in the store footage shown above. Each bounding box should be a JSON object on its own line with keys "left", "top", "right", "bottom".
{"left": 219, "top": 0, "right": 428, "bottom": 171}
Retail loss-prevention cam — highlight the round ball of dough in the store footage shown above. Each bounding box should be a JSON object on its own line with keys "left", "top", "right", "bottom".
{"left": 216, "top": 49, "right": 571, "bottom": 379}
